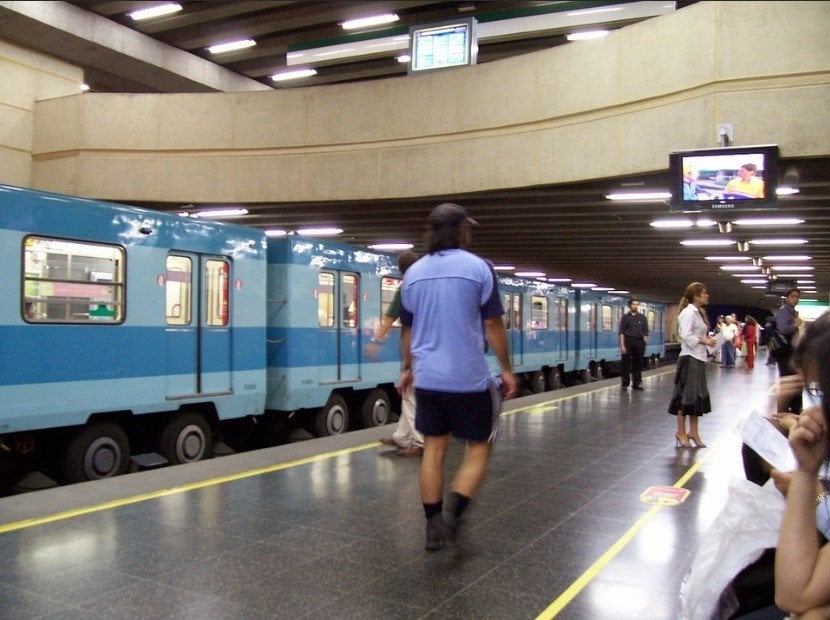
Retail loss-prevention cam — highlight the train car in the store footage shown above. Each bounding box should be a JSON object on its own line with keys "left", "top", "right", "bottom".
{"left": 496, "top": 275, "right": 577, "bottom": 392}
{"left": 0, "top": 184, "right": 267, "bottom": 483}
{"left": 265, "top": 236, "right": 402, "bottom": 437}
{"left": 573, "top": 290, "right": 668, "bottom": 381}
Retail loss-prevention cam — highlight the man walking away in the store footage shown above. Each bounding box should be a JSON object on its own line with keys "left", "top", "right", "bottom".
{"left": 775, "top": 288, "right": 803, "bottom": 413}
{"left": 398, "top": 203, "right": 518, "bottom": 552}
{"left": 619, "top": 298, "right": 649, "bottom": 390}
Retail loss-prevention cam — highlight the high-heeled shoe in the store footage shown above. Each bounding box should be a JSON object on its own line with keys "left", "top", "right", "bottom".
{"left": 688, "top": 435, "right": 707, "bottom": 448}
{"left": 675, "top": 433, "right": 692, "bottom": 448}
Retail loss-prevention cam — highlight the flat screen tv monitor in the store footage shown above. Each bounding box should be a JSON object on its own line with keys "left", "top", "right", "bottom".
{"left": 409, "top": 18, "right": 477, "bottom": 74}
{"left": 669, "top": 144, "right": 779, "bottom": 211}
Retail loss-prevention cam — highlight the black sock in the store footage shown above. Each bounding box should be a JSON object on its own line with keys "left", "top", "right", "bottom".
{"left": 448, "top": 491, "right": 471, "bottom": 518}
{"left": 423, "top": 502, "right": 443, "bottom": 519}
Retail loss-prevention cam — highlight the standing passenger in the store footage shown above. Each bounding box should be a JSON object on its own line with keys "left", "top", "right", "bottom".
{"left": 776, "top": 288, "right": 804, "bottom": 413}
{"left": 398, "top": 203, "right": 518, "bottom": 551}
{"left": 743, "top": 315, "right": 758, "bottom": 369}
{"left": 365, "top": 251, "right": 424, "bottom": 456}
{"left": 619, "top": 298, "right": 649, "bottom": 391}
{"left": 668, "top": 282, "right": 717, "bottom": 448}
{"left": 721, "top": 315, "right": 737, "bottom": 367}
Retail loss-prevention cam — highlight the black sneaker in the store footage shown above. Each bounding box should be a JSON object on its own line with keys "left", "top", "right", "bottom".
{"left": 425, "top": 514, "right": 444, "bottom": 551}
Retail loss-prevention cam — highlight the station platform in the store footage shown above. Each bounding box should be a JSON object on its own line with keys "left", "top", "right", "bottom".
{"left": 0, "top": 357, "right": 780, "bottom": 618}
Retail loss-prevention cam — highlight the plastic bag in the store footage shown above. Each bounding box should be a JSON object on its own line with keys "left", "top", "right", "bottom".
{"left": 679, "top": 476, "right": 785, "bottom": 620}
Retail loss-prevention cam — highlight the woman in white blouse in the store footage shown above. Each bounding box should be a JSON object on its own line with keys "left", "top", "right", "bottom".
{"left": 668, "top": 282, "right": 717, "bottom": 447}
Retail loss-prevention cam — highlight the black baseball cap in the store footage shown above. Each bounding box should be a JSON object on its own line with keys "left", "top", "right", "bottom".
{"left": 428, "top": 203, "right": 478, "bottom": 229}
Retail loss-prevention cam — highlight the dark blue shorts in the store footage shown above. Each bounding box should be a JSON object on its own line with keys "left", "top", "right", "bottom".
{"left": 414, "top": 387, "right": 494, "bottom": 441}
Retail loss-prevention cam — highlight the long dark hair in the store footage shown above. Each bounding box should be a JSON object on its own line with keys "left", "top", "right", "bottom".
{"left": 678, "top": 282, "right": 709, "bottom": 327}
{"left": 425, "top": 224, "right": 463, "bottom": 254}
{"left": 794, "top": 313, "right": 830, "bottom": 426}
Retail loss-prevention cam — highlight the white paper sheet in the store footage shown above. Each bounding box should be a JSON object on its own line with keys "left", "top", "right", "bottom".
{"left": 738, "top": 410, "right": 797, "bottom": 472}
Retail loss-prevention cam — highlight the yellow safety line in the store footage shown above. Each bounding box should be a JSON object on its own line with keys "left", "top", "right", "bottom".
{"left": 0, "top": 442, "right": 377, "bottom": 534}
{"left": 535, "top": 442, "right": 716, "bottom": 619}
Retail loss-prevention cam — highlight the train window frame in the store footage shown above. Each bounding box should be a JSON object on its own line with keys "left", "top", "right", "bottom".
{"left": 648, "top": 310, "right": 656, "bottom": 332}
{"left": 380, "top": 276, "right": 402, "bottom": 328}
{"left": 531, "top": 295, "right": 549, "bottom": 330}
{"left": 318, "top": 272, "right": 335, "bottom": 327}
{"left": 601, "top": 304, "right": 613, "bottom": 331}
{"left": 165, "top": 254, "right": 192, "bottom": 326}
{"left": 341, "top": 272, "right": 359, "bottom": 329}
{"left": 205, "top": 258, "right": 230, "bottom": 327}
{"left": 22, "top": 235, "right": 125, "bottom": 324}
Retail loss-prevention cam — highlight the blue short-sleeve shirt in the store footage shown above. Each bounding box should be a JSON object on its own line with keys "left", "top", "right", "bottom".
{"left": 400, "top": 248, "right": 503, "bottom": 392}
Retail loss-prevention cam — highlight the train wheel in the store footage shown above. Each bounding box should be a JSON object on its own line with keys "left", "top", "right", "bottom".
{"left": 315, "top": 394, "right": 349, "bottom": 437}
{"left": 529, "top": 371, "right": 546, "bottom": 393}
{"left": 361, "top": 389, "right": 391, "bottom": 428}
{"left": 64, "top": 421, "right": 130, "bottom": 483}
{"left": 547, "top": 368, "right": 564, "bottom": 390}
{"left": 158, "top": 411, "right": 212, "bottom": 465}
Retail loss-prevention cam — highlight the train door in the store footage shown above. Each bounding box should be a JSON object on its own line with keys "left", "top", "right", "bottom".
{"left": 317, "top": 270, "right": 360, "bottom": 383}
{"left": 503, "top": 292, "right": 522, "bottom": 366}
{"left": 165, "top": 253, "right": 232, "bottom": 398}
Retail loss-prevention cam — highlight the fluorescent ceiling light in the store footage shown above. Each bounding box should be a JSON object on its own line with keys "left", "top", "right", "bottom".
{"left": 776, "top": 186, "right": 800, "bottom": 196}
{"left": 341, "top": 13, "right": 399, "bottom": 30}
{"left": 696, "top": 218, "right": 718, "bottom": 227}
{"left": 762, "top": 255, "right": 811, "bottom": 261}
{"left": 368, "top": 242, "right": 414, "bottom": 251}
{"left": 567, "top": 6, "right": 623, "bottom": 17}
{"left": 571, "top": 283, "right": 596, "bottom": 288}
{"left": 265, "top": 229, "right": 288, "bottom": 237}
{"left": 271, "top": 68, "right": 317, "bottom": 82}
{"left": 799, "top": 299, "right": 819, "bottom": 302}
{"left": 796, "top": 280, "right": 815, "bottom": 284}
{"left": 494, "top": 265, "right": 515, "bottom": 271}
{"left": 774, "top": 273, "right": 813, "bottom": 278}
{"left": 772, "top": 265, "right": 814, "bottom": 271}
{"left": 396, "top": 54, "right": 411, "bottom": 63}
{"left": 515, "top": 271, "right": 545, "bottom": 278}
{"left": 650, "top": 218, "right": 693, "bottom": 229}
{"left": 705, "top": 256, "right": 750, "bottom": 261}
{"left": 547, "top": 278, "right": 572, "bottom": 282}
{"left": 297, "top": 227, "right": 343, "bottom": 237}
{"left": 680, "top": 239, "right": 736, "bottom": 246}
{"left": 749, "top": 238, "right": 809, "bottom": 245}
{"left": 732, "top": 217, "right": 804, "bottom": 226}
{"left": 592, "top": 286, "right": 614, "bottom": 291}
{"left": 567, "top": 30, "right": 610, "bottom": 41}
{"left": 80, "top": 83, "right": 90, "bottom": 92}
{"left": 609, "top": 290, "right": 630, "bottom": 294}
{"left": 208, "top": 39, "right": 256, "bottom": 54}
{"left": 129, "top": 3, "right": 182, "bottom": 21}
{"left": 740, "top": 279, "right": 768, "bottom": 284}
{"left": 606, "top": 191, "right": 671, "bottom": 201}
{"left": 720, "top": 265, "right": 760, "bottom": 272}
{"left": 751, "top": 286, "right": 767, "bottom": 290}
{"left": 195, "top": 207, "right": 248, "bottom": 218}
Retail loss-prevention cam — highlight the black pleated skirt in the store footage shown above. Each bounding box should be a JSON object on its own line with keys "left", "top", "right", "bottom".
{"left": 667, "top": 355, "right": 711, "bottom": 416}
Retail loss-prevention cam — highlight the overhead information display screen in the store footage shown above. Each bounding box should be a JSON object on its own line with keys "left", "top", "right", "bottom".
{"left": 409, "top": 18, "right": 477, "bottom": 74}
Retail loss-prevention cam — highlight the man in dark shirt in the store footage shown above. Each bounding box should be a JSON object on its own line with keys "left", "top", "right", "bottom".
{"left": 775, "top": 287, "right": 803, "bottom": 412}
{"left": 619, "top": 299, "right": 649, "bottom": 390}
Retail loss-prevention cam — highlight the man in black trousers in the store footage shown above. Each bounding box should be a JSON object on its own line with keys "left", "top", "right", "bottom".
{"left": 619, "top": 298, "right": 649, "bottom": 390}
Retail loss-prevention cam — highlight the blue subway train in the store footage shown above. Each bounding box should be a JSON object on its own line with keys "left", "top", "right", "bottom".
{"left": 0, "top": 185, "right": 666, "bottom": 484}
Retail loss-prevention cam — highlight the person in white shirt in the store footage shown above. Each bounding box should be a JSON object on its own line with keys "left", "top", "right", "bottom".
{"left": 720, "top": 315, "right": 738, "bottom": 367}
{"left": 668, "top": 282, "right": 717, "bottom": 448}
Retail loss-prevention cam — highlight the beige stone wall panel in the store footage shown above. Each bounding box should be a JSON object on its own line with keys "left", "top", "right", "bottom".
{"left": 233, "top": 90, "right": 308, "bottom": 148}
{"left": 154, "top": 156, "right": 232, "bottom": 203}
{"left": 379, "top": 142, "right": 457, "bottom": 198}
{"left": 380, "top": 70, "right": 460, "bottom": 139}
{"left": 455, "top": 132, "right": 537, "bottom": 193}
{"left": 458, "top": 55, "right": 537, "bottom": 131}
{"left": 156, "top": 93, "right": 235, "bottom": 150}
{"left": 306, "top": 81, "right": 385, "bottom": 145}
{"left": 31, "top": 157, "right": 79, "bottom": 195}
{"left": 303, "top": 150, "right": 380, "bottom": 201}
{"left": 535, "top": 116, "right": 621, "bottom": 184}
{"left": 230, "top": 155, "right": 305, "bottom": 201}
{"left": 0, "top": 149, "right": 31, "bottom": 186}
{"left": 78, "top": 93, "right": 159, "bottom": 150}
{"left": 75, "top": 156, "right": 157, "bottom": 201}
{"left": 0, "top": 104, "right": 31, "bottom": 151}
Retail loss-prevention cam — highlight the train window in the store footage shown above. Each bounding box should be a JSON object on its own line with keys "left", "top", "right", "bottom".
{"left": 648, "top": 310, "right": 656, "bottom": 332}
{"left": 502, "top": 293, "right": 511, "bottom": 329}
{"left": 381, "top": 276, "right": 402, "bottom": 327}
{"left": 601, "top": 304, "right": 613, "bottom": 331}
{"left": 512, "top": 295, "right": 522, "bottom": 330}
{"left": 341, "top": 273, "right": 359, "bottom": 328}
{"left": 23, "top": 236, "right": 124, "bottom": 323}
{"left": 318, "top": 272, "right": 335, "bottom": 327}
{"left": 205, "top": 259, "right": 229, "bottom": 326}
{"left": 166, "top": 255, "right": 191, "bottom": 325}
{"left": 556, "top": 297, "right": 568, "bottom": 333}
{"left": 531, "top": 296, "right": 548, "bottom": 330}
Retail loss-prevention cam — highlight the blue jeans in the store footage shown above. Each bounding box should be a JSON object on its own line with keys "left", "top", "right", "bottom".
{"left": 721, "top": 341, "right": 736, "bottom": 366}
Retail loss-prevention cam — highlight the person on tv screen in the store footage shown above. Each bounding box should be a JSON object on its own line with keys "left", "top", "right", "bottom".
{"left": 683, "top": 163, "right": 701, "bottom": 200}
{"left": 724, "top": 163, "right": 765, "bottom": 199}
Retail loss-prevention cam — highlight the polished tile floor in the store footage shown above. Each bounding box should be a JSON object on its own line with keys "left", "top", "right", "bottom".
{"left": 0, "top": 356, "right": 780, "bottom": 619}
